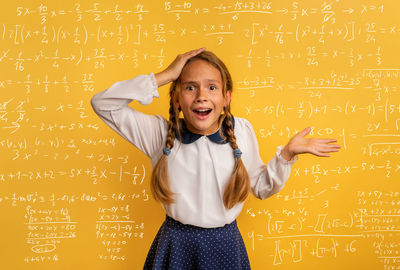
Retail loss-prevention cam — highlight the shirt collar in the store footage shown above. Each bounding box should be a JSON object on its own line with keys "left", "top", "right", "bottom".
{"left": 176, "top": 116, "right": 235, "bottom": 144}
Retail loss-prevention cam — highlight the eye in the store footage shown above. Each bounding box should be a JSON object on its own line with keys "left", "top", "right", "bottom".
{"left": 186, "top": 85, "right": 195, "bottom": 91}
{"left": 209, "top": 85, "right": 216, "bottom": 90}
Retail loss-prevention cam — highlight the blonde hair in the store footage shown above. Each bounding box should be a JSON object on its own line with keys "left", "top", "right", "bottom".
{"left": 150, "top": 51, "right": 250, "bottom": 209}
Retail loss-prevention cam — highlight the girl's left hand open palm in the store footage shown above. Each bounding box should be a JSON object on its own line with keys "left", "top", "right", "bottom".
{"left": 281, "top": 127, "right": 341, "bottom": 160}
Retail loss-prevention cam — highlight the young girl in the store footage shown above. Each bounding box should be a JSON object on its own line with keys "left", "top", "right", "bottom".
{"left": 91, "top": 47, "right": 340, "bottom": 269}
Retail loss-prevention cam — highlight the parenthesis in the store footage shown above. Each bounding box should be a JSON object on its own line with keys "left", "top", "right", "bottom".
{"left": 51, "top": 24, "right": 56, "bottom": 42}
{"left": 141, "top": 164, "right": 145, "bottom": 184}
{"left": 350, "top": 21, "right": 356, "bottom": 42}
{"left": 295, "top": 24, "right": 299, "bottom": 42}
{"left": 345, "top": 100, "right": 349, "bottom": 115}
{"left": 344, "top": 22, "right": 348, "bottom": 40}
{"left": 83, "top": 23, "right": 88, "bottom": 45}
{"left": 332, "top": 238, "right": 338, "bottom": 256}
{"left": 342, "top": 128, "right": 347, "bottom": 150}
{"left": 308, "top": 101, "right": 312, "bottom": 119}
{"left": 2, "top": 24, "right": 5, "bottom": 40}
{"left": 57, "top": 25, "right": 62, "bottom": 44}
{"left": 77, "top": 47, "right": 82, "bottom": 65}
{"left": 372, "top": 103, "right": 375, "bottom": 115}
{"left": 349, "top": 212, "right": 353, "bottom": 228}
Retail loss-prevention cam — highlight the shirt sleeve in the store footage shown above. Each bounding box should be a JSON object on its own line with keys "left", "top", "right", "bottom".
{"left": 242, "top": 119, "right": 298, "bottom": 200}
{"left": 90, "top": 73, "right": 167, "bottom": 159}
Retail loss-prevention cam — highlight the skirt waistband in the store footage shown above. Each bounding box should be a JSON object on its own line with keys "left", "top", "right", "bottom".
{"left": 164, "top": 215, "right": 237, "bottom": 232}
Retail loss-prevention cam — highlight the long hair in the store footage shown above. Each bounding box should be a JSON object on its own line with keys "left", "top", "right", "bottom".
{"left": 150, "top": 51, "right": 250, "bottom": 209}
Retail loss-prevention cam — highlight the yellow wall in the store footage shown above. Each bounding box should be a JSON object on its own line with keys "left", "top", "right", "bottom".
{"left": 1, "top": 0, "right": 399, "bottom": 269}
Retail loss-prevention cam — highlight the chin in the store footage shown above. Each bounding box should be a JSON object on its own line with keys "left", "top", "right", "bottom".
{"left": 196, "top": 122, "right": 218, "bottom": 135}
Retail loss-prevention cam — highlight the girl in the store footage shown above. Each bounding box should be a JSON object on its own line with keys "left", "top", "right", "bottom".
{"left": 91, "top": 47, "right": 340, "bottom": 269}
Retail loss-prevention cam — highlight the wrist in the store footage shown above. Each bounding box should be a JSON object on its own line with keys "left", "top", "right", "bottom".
{"left": 154, "top": 71, "right": 173, "bottom": 87}
{"left": 280, "top": 145, "right": 296, "bottom": 161}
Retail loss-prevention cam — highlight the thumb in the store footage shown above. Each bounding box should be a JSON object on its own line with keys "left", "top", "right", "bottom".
{"left": 298, "top": 127, "right": 311, "bottom": 137}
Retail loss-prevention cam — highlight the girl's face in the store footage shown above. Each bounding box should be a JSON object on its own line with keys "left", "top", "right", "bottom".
{"left": 175, "top": 59, "right": 231, "bottom": 135}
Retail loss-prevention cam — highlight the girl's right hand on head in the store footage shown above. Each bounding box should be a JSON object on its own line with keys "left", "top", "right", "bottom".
{"left": 165, "top": 47, "right": 206, "bottom": 81}
{"left": 154, "top": 47, "right": 206, "bottom": 87}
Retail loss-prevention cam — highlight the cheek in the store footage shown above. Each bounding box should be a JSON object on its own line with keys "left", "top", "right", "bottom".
{"left": 179, "top": 96, "right": 192, "bottom": 112}
{"left": 215, "top": 95, "right": 227, "bottom": 110}
{"left": 175, "top": 92, "right": 186, "bottom": 109}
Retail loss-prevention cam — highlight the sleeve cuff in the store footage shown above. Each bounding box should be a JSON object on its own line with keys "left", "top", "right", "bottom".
{"left": 276, "top": 145, "right": 298, "bottom": 165}
{"left": 149, "top": 72, "right": 160, "bottom": 98}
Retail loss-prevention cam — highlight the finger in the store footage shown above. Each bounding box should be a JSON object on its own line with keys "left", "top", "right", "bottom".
{"left": 176, "top": 48, "right": 205, "bottom": 66}
{"left": 306, "top": 142, "right": 339, "bottom": 156}
{"left": 313, "top": 150, "right": 331, "bottom": 157}
{"left": 314, "top": 138, "right": 338, "bottom": 143}
{"left": 316, "top": 143, "right": 341, "bottom": 149}
{"left": 327, "top": 144, "right": 341, "bottom": 150}
{"left": 317, "top": 145, "right": 340, "bottom": 153}
{"left": 298, "top": 127, "right": 311, "bottom": 137}
{"left": 308, "top": 149, "right": 330, "bottom": 157}
{"left": 321, "top": 148, "right": 340, "bottom": 153}
{"left": 184, "top": 47, "right": 206, "bottom": 58}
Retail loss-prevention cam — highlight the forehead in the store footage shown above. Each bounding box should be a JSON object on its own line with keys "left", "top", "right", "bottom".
{"left": 180, "top": 59, "right": 222, "bottom": 83}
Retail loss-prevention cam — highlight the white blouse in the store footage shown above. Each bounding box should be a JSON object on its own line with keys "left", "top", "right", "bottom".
{"left": 90, "top": 73, "right": 298, "bottom": 228}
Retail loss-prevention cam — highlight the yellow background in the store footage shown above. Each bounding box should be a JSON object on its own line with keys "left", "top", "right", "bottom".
{"left": 1, "top": 0, "right": 399, "bottom": 269}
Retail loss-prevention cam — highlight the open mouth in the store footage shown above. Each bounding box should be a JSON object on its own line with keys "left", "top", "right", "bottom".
{"left": 193, "top": 108, "right": 212, "bottom": 117}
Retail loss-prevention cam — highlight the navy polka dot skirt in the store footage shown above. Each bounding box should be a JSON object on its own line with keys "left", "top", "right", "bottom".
{"left": 143, "top": 215, "right": 251, "bottom": 269}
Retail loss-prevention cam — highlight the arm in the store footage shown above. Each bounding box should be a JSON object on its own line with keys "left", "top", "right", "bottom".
{"left": 245, "top": 122, "right": 341, "bottom": 199}
{"left": 90, "top": 47, "right": 207, "bottom": 159}
{"left": 242, "top": 120, "right": 297, "bottom": 200}
{"left": 90, "top": 73, "right": 167, "bottom": 159}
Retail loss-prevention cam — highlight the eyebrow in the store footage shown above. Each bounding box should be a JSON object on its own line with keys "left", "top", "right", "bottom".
{"left": 182, "top": 79, "right": 221, "bottom": 84}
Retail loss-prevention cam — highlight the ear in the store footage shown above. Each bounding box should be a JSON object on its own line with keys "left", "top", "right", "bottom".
{"left": 225, "top": 90, "right": 232, "bottom": 107}
{"left": 173, "top": 91, "right": 181, "bottom": 110}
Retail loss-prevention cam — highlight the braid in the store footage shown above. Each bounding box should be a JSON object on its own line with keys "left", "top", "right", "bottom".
{"left": 223, "top": 110, "right": 238, "bottom": 149}
{"left": 222, "top": 109, "right": 251, "bottom": 209}
{"left": 150, "top": 86, "right": 180, "bottom": 205}
{"left": 166, "top": 92, "right": 179, "bottom": 149}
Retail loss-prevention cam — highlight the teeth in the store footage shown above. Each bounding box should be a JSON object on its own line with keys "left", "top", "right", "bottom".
{"left": 195, "top": 109, "right": 211, "bottom": 112}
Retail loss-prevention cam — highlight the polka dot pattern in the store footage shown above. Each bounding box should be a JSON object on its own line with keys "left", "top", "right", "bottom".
{"left": 143, "top": 215, "right": 251, "bottom": 269}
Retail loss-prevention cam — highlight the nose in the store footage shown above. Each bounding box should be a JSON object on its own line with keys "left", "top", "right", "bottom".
{"left": 195, "top": 87, "right": 208, "bottom": 102}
